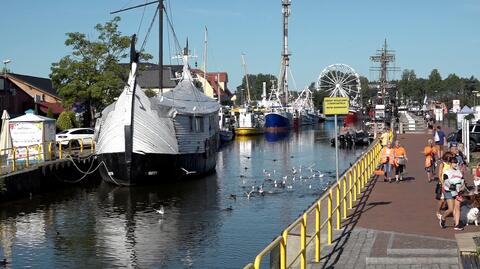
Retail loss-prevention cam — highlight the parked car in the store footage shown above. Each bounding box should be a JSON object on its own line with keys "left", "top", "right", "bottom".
{"left": 56, "top": 128, "right": 95, "bottom": 146}
{"left": 446, "top": 124, "right": 480, "bottom": 151}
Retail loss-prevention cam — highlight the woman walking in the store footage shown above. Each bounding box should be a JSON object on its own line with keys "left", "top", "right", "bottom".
{"left": 440, "top": 157, "right": 465, "bottom": 230}
{"left": 393, "top": 140, "right": 407, "bottom": 182}
{"left": 380, "top": 142, "right": 395, "bottom": 182}
{"left": 436, "top": 152, "right": 453, "bottom": 221}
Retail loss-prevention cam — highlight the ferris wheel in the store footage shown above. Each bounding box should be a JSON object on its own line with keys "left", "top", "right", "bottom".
{"left": 316, "top": 64, "right": 361, "bottom": 105}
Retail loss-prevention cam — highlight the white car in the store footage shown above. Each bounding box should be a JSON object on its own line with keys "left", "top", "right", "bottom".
{"left": 56, "top": 128, "right": 95, "bottom": 146}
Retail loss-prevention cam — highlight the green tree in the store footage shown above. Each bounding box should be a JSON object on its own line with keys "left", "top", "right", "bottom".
{"left": 237, "top": 73, "right": 277, "bottom": 103}
{"left": 50, "top": 16, "right": 151, "bottom": 127}
{"left": 56, "top": 111, "right": 78, "bottom": 131}
{"left": 46, "top": 107, "right": 54, "bottom": 118}
{"left": 426, "top": 69, "right": 443, "bottom": 98}
{"left": 144, "top": 88, "right": 157, "bottom": 98}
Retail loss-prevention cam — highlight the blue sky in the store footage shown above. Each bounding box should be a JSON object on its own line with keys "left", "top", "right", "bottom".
{"left": 1, "top": 0, "right": 479, "bottom": 92}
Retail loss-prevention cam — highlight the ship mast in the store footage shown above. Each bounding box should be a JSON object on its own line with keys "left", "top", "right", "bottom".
{"left": 279, "top": 0, "right": 291, "bottom": 106}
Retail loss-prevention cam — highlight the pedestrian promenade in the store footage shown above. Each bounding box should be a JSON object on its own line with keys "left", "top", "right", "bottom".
{"left": 307, "top": 130, "right": 476, "bottom": 269}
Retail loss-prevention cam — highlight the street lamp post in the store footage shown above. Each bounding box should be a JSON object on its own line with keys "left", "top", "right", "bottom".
{"left": 3, "top": 59, "right": 11, "bottom": 77}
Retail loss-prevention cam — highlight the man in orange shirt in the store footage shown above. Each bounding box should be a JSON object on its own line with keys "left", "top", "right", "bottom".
{"left": 424, "top": 139, "right": 438, "bottom": 182}
{"left": 394, "top": 140, "right": 408, "bottom": 182}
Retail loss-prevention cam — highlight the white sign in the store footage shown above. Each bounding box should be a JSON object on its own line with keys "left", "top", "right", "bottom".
{"left": 452, "top": 99, "right": 460, "bottom": 113}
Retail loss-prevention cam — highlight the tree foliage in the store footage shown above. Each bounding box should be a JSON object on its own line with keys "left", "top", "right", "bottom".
{"left": 236, "top": 73, "right": 278, "bottom": 104}
{"left": 397, "top": 68, "right": 480, "bottom": 107}
{"left": 56, "top": 111, "right": 78, "bottom": 131}
{"left": 50, "top": 16, "right": 151, "bottom": 127}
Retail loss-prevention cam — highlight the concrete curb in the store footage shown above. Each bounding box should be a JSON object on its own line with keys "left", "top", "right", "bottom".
{"left": 386, "top": 248, "right": 458, "bottom": 256}
{"left": 366, "top": 257, "right": 458, "bottom": 265}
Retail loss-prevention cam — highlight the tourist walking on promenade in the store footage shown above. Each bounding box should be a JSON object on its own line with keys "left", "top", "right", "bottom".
{"left": 393, "top": 140, "right": 407, "bottom": 182}
{"left": 424, "top": 139, "right": 438, "bottom": 182}
{"left": 380, "top": 128, "right": 390, "bottom": 147}
{"left": 380, "top": 142, "right": 394, "bottom": 182}
{"left": 433, "top": 126, "right": 446, "bottom": 158}
{"left": 436, "top": 152, "right": 453, "bottom": 220}
{"left": 440, "top": 157, "right": 465, "bottom": 230}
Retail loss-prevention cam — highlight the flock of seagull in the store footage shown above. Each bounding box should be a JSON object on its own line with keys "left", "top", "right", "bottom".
{"left": 231, "top": 157, "right": 337, "bottom": 204}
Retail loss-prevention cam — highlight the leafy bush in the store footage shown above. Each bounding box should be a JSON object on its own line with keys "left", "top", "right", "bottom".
{"left": 56, "top": 111, "right": 78, "bottom": 131}
{"left": 144, "top": 88, "right": 157, "bottom": 98}
{"left": 465, "top": 113, "right": 475, "bottom": 121}
{"left": 46, "top": 107, "right": 54, "bottom": 118}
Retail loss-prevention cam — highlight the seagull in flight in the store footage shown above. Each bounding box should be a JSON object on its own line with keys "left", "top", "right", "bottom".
{"left": 181, "top": 167, "right": 196, "bottom": 175}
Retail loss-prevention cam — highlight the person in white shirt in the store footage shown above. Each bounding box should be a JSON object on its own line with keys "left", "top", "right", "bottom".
{"left": 440, "top": 157, "right": 465, "bottom": 230}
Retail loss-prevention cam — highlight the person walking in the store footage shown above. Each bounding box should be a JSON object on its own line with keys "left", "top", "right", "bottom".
{"left": 393, "top": 140, "right": 407, "bottom": 182}
{"left": 440, "top": 157, "right": 465, "bottom": 230}
{"left": 436, "top": 152, "right": 453, "bottom": 220}
{"left": 424, "top": 139, "right": 438, "bottom": 182}
{"left": 380, "top": 142, "right": 395, "bottom": 182}
{"left": 380, "top": 129, "right": 390, "bottom": 147}
{"left": 433, "top": 126, "right": 446, "bottom": 158}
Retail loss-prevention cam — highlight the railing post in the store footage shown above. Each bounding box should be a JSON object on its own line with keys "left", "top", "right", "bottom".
{"left": 353, "top": 167, "right": 357, "bottom": 201}
{"left": 356, "top": 164, "right": 361, "bottom": 195}
{"left": 48, "top": 142, "right": 53, "bottom": 160}
{"left": 336, "top": 184, "right": 341, "bottom": 230}
{"left": 12, "top": 147, "right": 16, "bottom": 172}
{"left": 328, "top": 189, "right": 333, "bottom": 244}
{"left": 92, "top": 140, "right": 95, "bottom": 153}
{"left": 281, "top": 231, "right": 287, "bottom": 269}
{"left": 26, "top": 146, "right": 30, "bottom": 168}
{"left": 80, "top": 138, "right": 84, "bottom": 153}
{"left": 342, "top": 177, "right": 347, "bottom": 219}
{"left": 37, "top": 144, "right": 42, "bottom": 161}
{"left": 301, "top": 213, "right": 307, "bottom": 269}
{"left": 315, "top": 201, "right": 321, "bottom": 262}
{"left": 59, "top": 143, "right": 63, "bottom": 159}
{"left": 348, "top": 172, "right": 353, "bottom": 209}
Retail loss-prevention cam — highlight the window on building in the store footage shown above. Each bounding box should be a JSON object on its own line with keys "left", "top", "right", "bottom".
{"left": 195, "top": 117, "right": 204, "bottom": 132}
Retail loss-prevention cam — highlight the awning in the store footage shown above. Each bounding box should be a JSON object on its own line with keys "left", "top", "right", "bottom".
{"left": 38, "top": 101, "right": 64, "bottom": 114}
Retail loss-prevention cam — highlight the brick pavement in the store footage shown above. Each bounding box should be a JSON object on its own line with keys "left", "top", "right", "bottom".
{"left": 306, "top": 129, "right": 479, "bottom": 268}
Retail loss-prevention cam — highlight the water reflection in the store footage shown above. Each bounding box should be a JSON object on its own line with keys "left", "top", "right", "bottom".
{"left": 0, "top": 124, "right": 367, "bottom": 268}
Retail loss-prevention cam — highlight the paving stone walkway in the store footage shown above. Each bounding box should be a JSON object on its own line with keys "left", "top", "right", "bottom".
{"left": 304, "top": 130, "right": 479, "bottom": 269}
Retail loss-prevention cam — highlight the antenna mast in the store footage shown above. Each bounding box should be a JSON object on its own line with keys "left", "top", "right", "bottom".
{"left": 241, "top": 53, "right": 251, "bottom": 104}
{"left": 279, "top": 0, "right": 291, "bottom": 106}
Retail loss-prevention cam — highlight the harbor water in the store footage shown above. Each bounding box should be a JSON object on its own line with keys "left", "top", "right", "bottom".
{"left": 0, "top": 123, "right": 367, "bottom": 268}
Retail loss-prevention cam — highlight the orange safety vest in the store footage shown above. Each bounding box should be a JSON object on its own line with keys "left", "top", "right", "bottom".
{"left": 394, "top": 146, "right": 406, "bottom": 166}
{"left": 424, "top": 146, "right": 436, "bottom": 168}
{"left": 380, "top": 147, "right": 394, "bottom": 164}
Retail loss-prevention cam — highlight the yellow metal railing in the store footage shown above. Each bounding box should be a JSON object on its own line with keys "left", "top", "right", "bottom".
{"left": 0, "top": 138, "right": 95, "bottom": 175}
{"left": 244, "top": 139, "right": 382, "bottom": 269}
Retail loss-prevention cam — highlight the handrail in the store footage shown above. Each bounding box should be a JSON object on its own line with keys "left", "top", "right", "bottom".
{"left": 245, "top": 138, "right": 383, "bottom": 269}
{"left": 0, "top": 138, "right": 96, "bottom": 175}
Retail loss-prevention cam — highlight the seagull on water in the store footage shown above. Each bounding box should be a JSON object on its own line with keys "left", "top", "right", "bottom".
{"left": 155, "top": 206, "right": 165, "bottom": 215}
{"left": 245, "top": 190, "right": 255, "bottom": 199}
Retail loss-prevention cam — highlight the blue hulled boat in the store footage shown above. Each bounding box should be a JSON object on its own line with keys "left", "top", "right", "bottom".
{"left": 265, "top": 110, "right": 292, "bottom": 132}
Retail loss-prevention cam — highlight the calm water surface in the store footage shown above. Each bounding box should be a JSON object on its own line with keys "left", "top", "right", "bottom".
{"left": 0, "top": 123, "right": 366, "bottom": 268}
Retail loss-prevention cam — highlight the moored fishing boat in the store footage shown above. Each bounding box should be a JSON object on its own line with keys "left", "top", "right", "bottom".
{"left": 95, "top": 39, "right": 220, "bottom": 186}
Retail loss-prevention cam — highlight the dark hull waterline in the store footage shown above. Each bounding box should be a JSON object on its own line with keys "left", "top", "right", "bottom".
{"left": 98, "top": 152, "right": 217, "bottom": 186}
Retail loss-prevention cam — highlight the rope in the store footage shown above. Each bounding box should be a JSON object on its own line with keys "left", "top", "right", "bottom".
{"left": 136, "top": 0, "right": 148, "bottom": 37}
{"left": 53, "top": 157, "right": 103, "bottom": 184}
{"left": 140, "top": 7, "right": 159, "bottom": 53}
